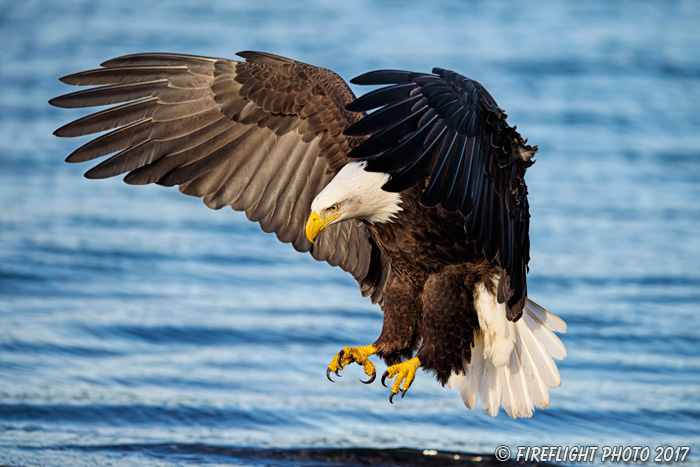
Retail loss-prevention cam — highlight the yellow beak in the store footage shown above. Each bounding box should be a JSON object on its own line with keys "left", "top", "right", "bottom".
{"left": 305, "top": 211, "right": 340, "bottom": 244}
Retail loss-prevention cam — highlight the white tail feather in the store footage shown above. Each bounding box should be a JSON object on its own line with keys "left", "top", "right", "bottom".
{"left": 462, "top": 335, "right": 483, "bottom": 409}
{"left": 446, "top": 282, "right": 567, "bottom": 419}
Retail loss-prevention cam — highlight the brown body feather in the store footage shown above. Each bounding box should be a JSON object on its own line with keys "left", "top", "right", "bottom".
{"left": 368, "top": 186, "right": 499, "bottom": 382}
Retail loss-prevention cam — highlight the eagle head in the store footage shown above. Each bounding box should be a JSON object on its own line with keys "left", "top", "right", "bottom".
{"left": 305, "top": 162, "right": 403, "bottom": 243}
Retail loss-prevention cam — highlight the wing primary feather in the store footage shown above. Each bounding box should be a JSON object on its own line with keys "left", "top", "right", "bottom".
{"left": 59, "top": 66, "right": 190, "bottom": 86}
{"left": 365, "top": 114, "right": 439, "bottom": 173}
{"left": 467, "top": 142, "right": 486, "bottom": 218}
{"left": 482, "top": 186, "right": 498, "bottom": 261}
{"left": 84, "top": 140, "right": 152, "bottom": 179}
{"left": 440, "top": 134, "right": 468, "bottom": 212}
{"left": 123, "top": 123, "right": 249, "bottom": 186}
{"left": 444, "top": 102, "right": 466, "bottom": 123}
{"left": 349, "top": 70, "right": 419, "bottom": 85}
{"left": 235, "top": 50, "right": 297, "bottom": 65}
{"left": 160, "top": 125, "right": 261, "bottom": 187}
{"left": 83, "top": 116, "right": 232, "bottom": 179}
{"left": 420, "top": 130, "right": 458, "bottom": 207}
{"left": 342, "top": 94, "right": 423, "bottom": 137}
{"left": 346, "top": 104, "right": 428, "bottom": 159}
{"left": 381, "top": 124, "right": 445, "bottom": 192}
{"left": 430, "top": 95, "right": 459, "bottom": 113}
{"left": 500, "top": 203, "right": 511, "bottom": 272}
{"left": 81, "top": 108, "right": 224, "bottom": 166}
{"left": 54, "top": 97, "right": 158, "bottom": 137}
{"left": 457, "top": 136, "right": 478, "bottom": 216}
{"left": 65, "top": 119, "right": 152, "bottom": 163}
{"left": 100, "top": 53, "right": 218, "bottom": 68}
{"left": 49, "top": 80, "right": 168, "bottom": 108}
{"left": 151, "top": 99, "right": 215, "bottom": 122}
{"left": 345, "top": 83, "right": 416, "bottom": 112}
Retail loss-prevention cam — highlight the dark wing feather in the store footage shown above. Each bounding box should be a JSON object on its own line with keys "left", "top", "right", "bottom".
{"left": 344, "top": 68, "right": 537, "bottom": 319}
{"left": 51, "top": 52, "right": 390, "bottom": 303}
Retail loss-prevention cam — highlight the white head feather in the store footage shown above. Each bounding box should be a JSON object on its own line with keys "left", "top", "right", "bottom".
{"left": 310, "top": 161, "right": 402, "bottom": 225}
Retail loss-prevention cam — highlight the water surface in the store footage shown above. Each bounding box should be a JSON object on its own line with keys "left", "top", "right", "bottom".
{"left": 1, "top": 1, "right": 699, "bottom": 465}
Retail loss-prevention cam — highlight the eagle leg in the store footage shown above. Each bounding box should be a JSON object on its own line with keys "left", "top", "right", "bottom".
{"left": 326, "top": 345, "right": 377, "bottom": 384}
{"left": 381, "top": 357, "right": 421, "bottom": 403}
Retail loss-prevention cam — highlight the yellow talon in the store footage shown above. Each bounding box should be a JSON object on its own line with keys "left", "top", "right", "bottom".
{"left": 381, "top": 357, "right": 421, "bottom": 403}
{"left": 327, "top": 345, "right": 376, "bottom": 383}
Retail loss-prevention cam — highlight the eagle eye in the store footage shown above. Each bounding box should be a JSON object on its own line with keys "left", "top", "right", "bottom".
{"left": 328, "top": 204, "right": 340, "bottom": 213}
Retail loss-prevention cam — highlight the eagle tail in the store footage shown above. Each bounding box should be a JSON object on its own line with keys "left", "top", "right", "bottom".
{"left": 447, "top": 288, "right": 567, "bottom": 419}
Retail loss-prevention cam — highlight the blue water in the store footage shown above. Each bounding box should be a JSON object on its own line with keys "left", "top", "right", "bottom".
{"left": 1, "top": 1, "right": 700, "bottom": 466}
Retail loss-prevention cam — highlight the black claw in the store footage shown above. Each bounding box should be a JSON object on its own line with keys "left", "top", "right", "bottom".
{"left": 401, "top": 388, "right": 407, "bottom": 398}
{"left": 336, "top": 349, "right": 345, "bottom": 368}
{"left": 360, "top": 371, "right": 376, "bottom": 384}
{"left": 381, "top": 370, "right": 389, "bottom": 387}
{"left": 326, "top": 367, "right": 335, "bottom": 383}
{"left": 389, "top": 391, "right": 395, "bottom": 404}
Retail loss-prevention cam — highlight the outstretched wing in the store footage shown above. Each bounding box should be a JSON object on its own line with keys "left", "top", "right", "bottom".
{"left": 343, "top": 68, "right": 537, "bottom": 319}
{"left": 50, "top": 51, "right": 389, "bottom": 302}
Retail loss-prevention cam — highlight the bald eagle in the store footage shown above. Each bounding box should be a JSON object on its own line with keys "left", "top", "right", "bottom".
{"left": 50, "top": 51, "right": 566, "bottom": 418}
